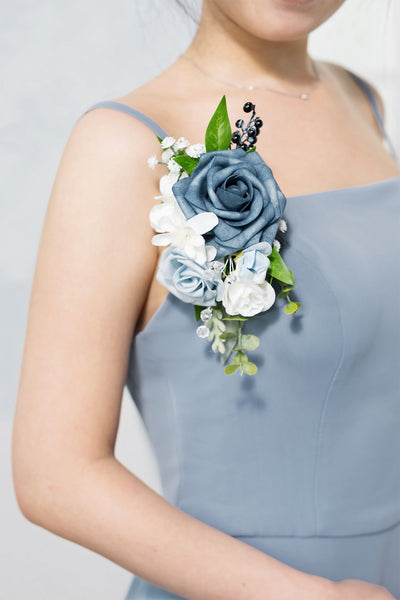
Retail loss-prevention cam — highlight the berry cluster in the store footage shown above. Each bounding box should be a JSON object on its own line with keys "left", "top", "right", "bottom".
{"left": 231, "top": 101, "right": 263, "bottom": 151}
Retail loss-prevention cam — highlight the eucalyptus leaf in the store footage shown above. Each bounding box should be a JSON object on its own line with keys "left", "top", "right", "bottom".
{"left": 233, "top": 351, "right": 248, "bottom": 364}
{"left": 241, "top": 334, "right": 260, "bottom": 351}
{"left": 285, "top": 301, "right": 302, "bottom": 314}
{"left": 225, "top": 364, "right": 239, "bottom": 375}
{"left": 173, "top": 155, "right": 200, "bottom": 175}
{"left": 219, "top": 332, "right": 237, "bottom": 340}
{"left": 222, "top": 316, "right": 248, "bottom": 322}
{"left": 267, "top": 245, "right": 295, "bottom": 286}
{"left": 243, "top": 362, "right": 258, "bottom": 375}
{"left": 205, "top": 95, "right": 232, "bottom": 152}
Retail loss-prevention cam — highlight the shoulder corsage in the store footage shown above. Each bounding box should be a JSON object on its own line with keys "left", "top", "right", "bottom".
{"left": 147, "top": 96, "right": 301, "bottom": 376}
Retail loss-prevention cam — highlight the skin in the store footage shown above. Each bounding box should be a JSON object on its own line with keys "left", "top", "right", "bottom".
{"left": 12, "top": 1, "right": 399, "bottom": 599}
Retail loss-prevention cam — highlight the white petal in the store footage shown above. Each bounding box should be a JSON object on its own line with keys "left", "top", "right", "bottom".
{"left": 206, "top": 245, "right": 217, "bottom": 261}
{"left": 151, "top": 232, "right": 173, "bottom": 246}
{"left": 187, "top": 212, "right": 218, "bottom": 234}
{"left": 159, "top": 172, "right": 180, "bottom": 197}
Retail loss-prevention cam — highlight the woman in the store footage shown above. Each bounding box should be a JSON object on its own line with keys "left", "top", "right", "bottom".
{"left": 12, "top": 1, "right": 400, "bottom": 599}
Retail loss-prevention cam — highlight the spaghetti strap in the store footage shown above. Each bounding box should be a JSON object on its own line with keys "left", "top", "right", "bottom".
{"left": 80, "top": 100, "right": 169, "bottom": 140}
{"left": 347, "top": 70, "right": 398, "bottom": 162}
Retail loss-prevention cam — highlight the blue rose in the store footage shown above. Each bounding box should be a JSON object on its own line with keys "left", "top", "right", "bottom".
{"left": 172, "top": 148, "right": 286, "bottom": 259}
{"left": 235, "top": 242, "right": 272, "bottom": 284}
{"left": 156, "top": 245, "right": 220, "bottom": 306}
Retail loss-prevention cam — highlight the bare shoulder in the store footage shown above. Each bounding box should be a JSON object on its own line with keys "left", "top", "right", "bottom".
{"left": 319, "top": 59, "right": 386, "bottom": 119}
{"left": 72, "top": 97, "right": 163, "bottom": 164}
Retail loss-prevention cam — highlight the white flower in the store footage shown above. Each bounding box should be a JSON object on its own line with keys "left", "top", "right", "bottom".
{"left": 221, "top": 278, "right": 276, "bottom": 317}
{"left": 149, "top": 196, "right": 185, "bottom": 233}
{"left": 158, "top": 171, "right": 189, "bottom": 200}
{"left": 273, "top": 239, "right": 281, "bottom": 252}
{"left": 167, "top": 158, "right": 182, "bottom": 173}
{"left": 159, "top": 171, "right": 180, "bottom": 199}
{"left": 186, "top": 143, "right": 206, "bottom": 158}
{"left": 174, "top": 137, "right": 190, "bottom": 151}
{"left": 151, "top": 210, "right": 219, "bottom": 265}
{"left": 279, "top": 218, "right": 287, "bottom": 233}
{"left": 147, "top": 154, "right": 158, "bottom": 169}
{"left": 161, "top": 136, "right": 176, "bottom": 149}
{"left": 162, "top": 148, "right": 174, "bottom": 162}
{"left": 196, "top": 325, "right": 210, "bottom": 338}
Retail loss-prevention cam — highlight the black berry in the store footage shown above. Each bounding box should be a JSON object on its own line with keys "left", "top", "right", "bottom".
{"left": 243, "top": 102, "right": 254, "bottom": 113}
{"left": 231, "top": 131, "right": 241, "bottom": 143}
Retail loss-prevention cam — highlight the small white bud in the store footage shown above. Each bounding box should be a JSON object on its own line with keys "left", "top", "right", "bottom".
{"left": 279, "top": 218, "right": 287, "bottom": 233}
{"left": 147, "top": 154, "right": 158, "bottom": 169}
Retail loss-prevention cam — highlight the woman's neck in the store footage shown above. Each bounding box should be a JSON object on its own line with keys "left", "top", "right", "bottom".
{"left": 184, "top": 0, "right": 315, "bottom": 87}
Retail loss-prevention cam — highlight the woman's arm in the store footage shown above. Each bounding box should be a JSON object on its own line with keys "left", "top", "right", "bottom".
{"left": 11, "top": 108, "right": 334, "bottom": 600}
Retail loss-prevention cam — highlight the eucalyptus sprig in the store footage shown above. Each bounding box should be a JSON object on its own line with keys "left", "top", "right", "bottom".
{"left": 222, "top": 318, "right": 259, "bottom": 376}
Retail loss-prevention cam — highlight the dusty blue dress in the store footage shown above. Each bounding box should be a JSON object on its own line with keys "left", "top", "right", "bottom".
{"left": 82, "top": 71, "right": 400, "bottom": 599}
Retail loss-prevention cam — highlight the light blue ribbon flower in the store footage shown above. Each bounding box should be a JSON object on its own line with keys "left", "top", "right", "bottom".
{"left": 156, "top": 245, "right": 221, "bottom": 306}
{"left": 235, "top": 241, "right": 272, "bottom": 284}
{"left": 171, "top": 147, "right": 286, "bottom": 259}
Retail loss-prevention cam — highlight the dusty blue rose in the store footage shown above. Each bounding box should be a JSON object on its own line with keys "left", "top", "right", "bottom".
{"left": 235, "top": 242, "right": 272, "bottom": 284}
{"left": 156, "top": 245, "right": 220, "bottom": 306}
{"left": 172, "top": 148, "right": 286, "bottom": 259}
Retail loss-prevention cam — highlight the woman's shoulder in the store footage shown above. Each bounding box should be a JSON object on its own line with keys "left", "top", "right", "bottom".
{"left": 318, "top": 59, "right": 385, "bottom": 119}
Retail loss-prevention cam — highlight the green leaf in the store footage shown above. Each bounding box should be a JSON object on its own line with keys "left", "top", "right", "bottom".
{"left": 241, "top": 334, "right": 260, "bottom": 351}
{"left": 194, "top": 305, "right": 206, "bottom": 321}
{"left": 246, "top": 146, "right": 256, "bottom": 153}
{"left": 205, "top": 95, "right": 232, "bottom": 152}
{"left": 285, "top": 301, "right": 302, "bottom": 315}
{"left": 224, "top": 364, "right": 239, "bottom": 375}
{"left": 156, "top": 135, "right": 163, "bottom": 144}
{"left": 219, "top": 332, "right": 237, "bottom": 340}
{"left": 173, "top": 155, "right": 200, "bottom": 175}
{"left": 222, "top": 316, "right": 248, "bottom": 322}
{"left": 243, "top": 362, "right": 258, "bottom": 375}
{"left": 232, "top": 351, "right": 248, "bottom": 364}
{"left": 267, "top": 245, "right": 295, "bottom": 286}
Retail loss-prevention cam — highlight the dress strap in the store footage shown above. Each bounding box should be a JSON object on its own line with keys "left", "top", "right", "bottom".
{"left": 80, "top": 100, "right": 169, "bottom": 140}
{"left": 347, "top": 71, "right": 398, "bottom": 162}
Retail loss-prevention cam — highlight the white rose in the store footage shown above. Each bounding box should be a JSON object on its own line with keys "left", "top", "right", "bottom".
{"left": 222, "top": 278, "right": 276, "bottom": 317}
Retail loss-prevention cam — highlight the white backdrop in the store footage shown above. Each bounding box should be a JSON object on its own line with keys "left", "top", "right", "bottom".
{"left": 1, "top": 1, "right": 399, "bottom": 599}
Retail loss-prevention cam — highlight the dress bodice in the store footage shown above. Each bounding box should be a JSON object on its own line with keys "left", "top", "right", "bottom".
{"left": 126, "top": 174, "right": 400, "bottom": 539}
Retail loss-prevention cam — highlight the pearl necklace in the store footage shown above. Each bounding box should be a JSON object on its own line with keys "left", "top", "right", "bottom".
{"left": 181, "top": 53, "right": 320, "bottom": 100}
